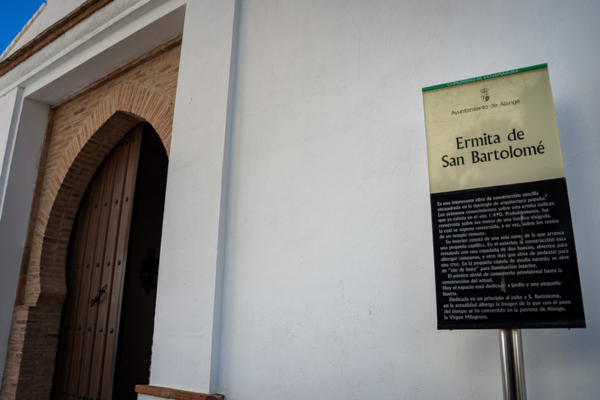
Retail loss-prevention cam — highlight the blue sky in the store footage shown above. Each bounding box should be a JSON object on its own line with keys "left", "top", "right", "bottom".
{"left": 0, "top": 0, "right": 47, "bottom": 54}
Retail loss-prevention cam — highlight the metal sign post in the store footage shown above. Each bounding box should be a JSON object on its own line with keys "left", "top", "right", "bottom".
{"left": 499, "top": 329, "right": 527, "bottom": 400}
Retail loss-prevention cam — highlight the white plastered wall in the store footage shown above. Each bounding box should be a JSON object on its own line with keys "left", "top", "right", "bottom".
{"left": 149, "top": 0, "right": 238, "bottom": 393}
{"left": 0, "top": 86, "right": 25, "bottom": 382}
{"left": 0, "top": 0, "right": 599, "bottom": 399}
{"left": 0, "top": 87, "right": 21, "bottom": 195}
{"left": 212, "top": 1, "right": 600, "bottom": 399}
{"left": 0, "top": 96, "right": 49, "bottom": 384}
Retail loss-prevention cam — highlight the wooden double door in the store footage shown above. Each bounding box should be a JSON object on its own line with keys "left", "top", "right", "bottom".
{"left": 53, "top": 123, "right": 167, "bottom": 400}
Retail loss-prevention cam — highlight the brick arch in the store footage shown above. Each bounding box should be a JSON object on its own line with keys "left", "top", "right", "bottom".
{"left": 64, "top": 83, "right": 173, "bottom": 174}
{"left": 1, "top": 36, "right": 182, "bottom": 399}
{"left": 2, "top": 96, "right": 173, "bottom": 399}
{"left": 24, "top": 83, "right": 174, "bottom": 308}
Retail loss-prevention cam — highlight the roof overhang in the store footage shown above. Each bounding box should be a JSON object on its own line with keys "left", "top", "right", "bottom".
{"left": 1, "top": 0, "right": 186, "bottom": 106}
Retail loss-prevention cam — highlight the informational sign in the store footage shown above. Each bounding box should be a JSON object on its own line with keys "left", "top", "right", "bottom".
{"left": 423, "top": 64, "right": 586, "bottom": 329}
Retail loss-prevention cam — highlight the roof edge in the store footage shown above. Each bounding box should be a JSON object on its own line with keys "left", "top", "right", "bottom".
{"left": 0, "top": 0, "right": 115, "bottom": 79}
{"left": 0, "top": 2, "right": 47, "bottom": 62}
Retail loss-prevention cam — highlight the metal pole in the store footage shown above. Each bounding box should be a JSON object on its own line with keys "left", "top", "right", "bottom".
{"left": 499, "top": 329, "right": 527, "bottom": 400}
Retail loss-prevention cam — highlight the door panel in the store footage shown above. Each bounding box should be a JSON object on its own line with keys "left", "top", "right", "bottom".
{"left": 100, "top": 127, "right": 144, "bottom": 400}
{"left": 87, "top": 130, "right": 132, "bottom": 398}
{"left": 53, "top": 124, "right": 143, "bottom": 400}
{"left": 54, "top": 180, "right": 96, "bottom": 400}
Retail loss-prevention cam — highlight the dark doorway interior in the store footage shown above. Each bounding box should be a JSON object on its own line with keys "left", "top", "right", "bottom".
{"left": 112, "top": 123, "right": 168, "bottom": 399}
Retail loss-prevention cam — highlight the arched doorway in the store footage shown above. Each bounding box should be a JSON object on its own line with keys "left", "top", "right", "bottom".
{"left": 51, "top": 122, "right": 168, "bottom": 400}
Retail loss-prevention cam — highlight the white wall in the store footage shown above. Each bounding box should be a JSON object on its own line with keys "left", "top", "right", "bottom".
{"left": 212, "top": 1, "right": 600, "bottom": 399}
{"left": 0, "top": 97, "right": 49, "bottom": 385}
{"left": 150, "top": 0, "right": 238, "bottom": 394}
{"left": 0, "top": 86, "right": 22, "bottom": 384}
{"left": 0, "top": 88, "right": 20, "bottom": 194}
{"left": 1, "top": 0, "right": 598, "bottom": 398}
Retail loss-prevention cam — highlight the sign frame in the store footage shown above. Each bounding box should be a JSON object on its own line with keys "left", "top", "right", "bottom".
{"left": 423, "top": 64, "right": 586, "bottom": 330}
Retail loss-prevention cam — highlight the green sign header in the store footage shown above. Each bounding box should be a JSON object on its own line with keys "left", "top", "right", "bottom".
{"left": 422, "top": 63, "right": 548, "bottom": 92}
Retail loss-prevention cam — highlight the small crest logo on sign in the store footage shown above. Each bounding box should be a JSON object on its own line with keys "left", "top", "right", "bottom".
{"left": 480, "top": 88, "right": 490, "bottom": 102}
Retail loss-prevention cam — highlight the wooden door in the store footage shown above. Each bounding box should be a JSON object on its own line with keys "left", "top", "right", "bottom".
{"left": 53, "top": 124, "right": 143, "bottom": 400}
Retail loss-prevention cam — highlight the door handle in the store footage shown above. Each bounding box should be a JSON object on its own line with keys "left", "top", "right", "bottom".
{"left": 91, "top": 285, "right": 108, "bottom": 307}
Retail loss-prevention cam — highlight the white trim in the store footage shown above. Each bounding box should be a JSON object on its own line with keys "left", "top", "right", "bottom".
{"left": 0, "top": 0, "right": 186, "bottom": 103}
{"left": 0, "top": 96, "right": 49, "bottom": 385}
{"left": 0, "top": 87, "right": 24, "bottom": 216}
{"left": 149, "top": 0, "right": 239, "bottom": 394}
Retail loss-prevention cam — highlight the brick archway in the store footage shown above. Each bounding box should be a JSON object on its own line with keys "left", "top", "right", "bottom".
{"left": 1, "top": 80, "right": 176, "bottom": 399}
{"left": 25, "top": 84, "right": 173, "bottom": 307}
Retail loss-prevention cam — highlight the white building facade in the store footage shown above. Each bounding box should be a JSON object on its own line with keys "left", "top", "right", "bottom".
{"left": 0, "top": 0, "right": 599, "bottom": 399}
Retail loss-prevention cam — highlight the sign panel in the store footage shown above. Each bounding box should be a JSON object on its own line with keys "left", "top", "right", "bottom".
{"left": 423, "top": 65, "right": 586, "bottom": 329}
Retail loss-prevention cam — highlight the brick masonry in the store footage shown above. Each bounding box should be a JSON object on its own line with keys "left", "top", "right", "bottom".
{"left": 0, "top": 36, "right": 182, "bottom": 400}
{"left": 135, "top": 385, "right": 224, "bottom": 400}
